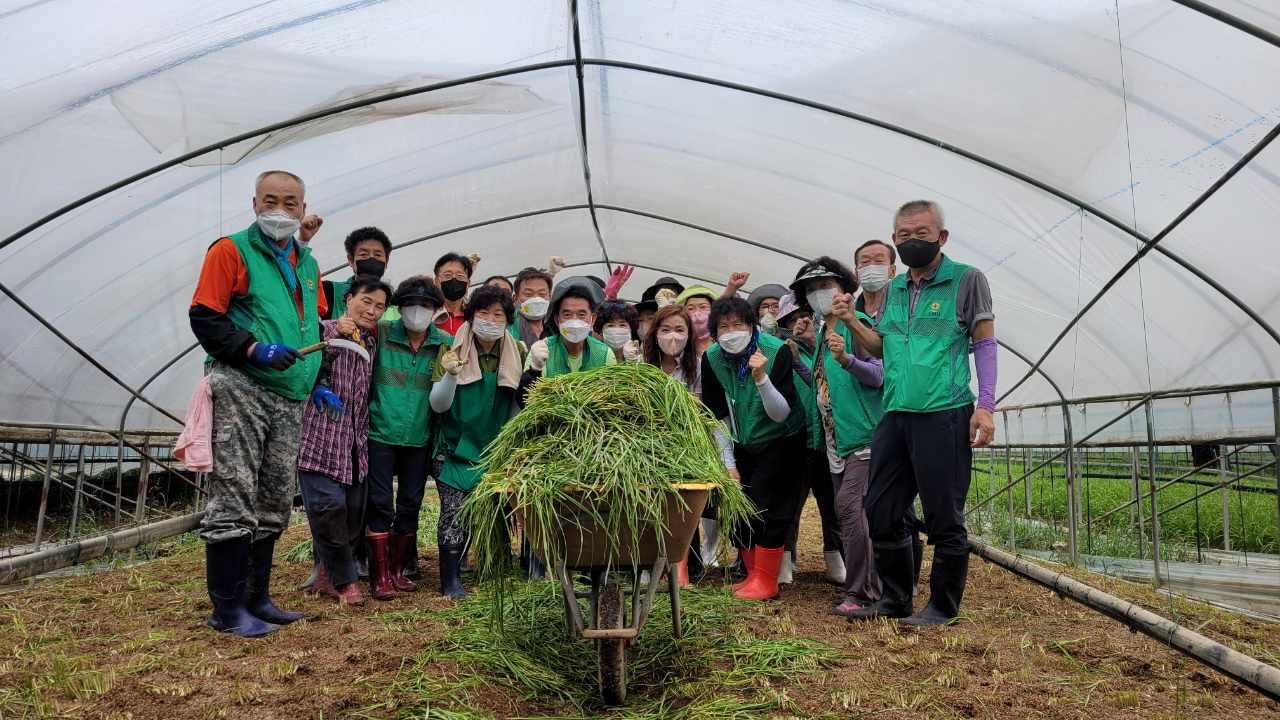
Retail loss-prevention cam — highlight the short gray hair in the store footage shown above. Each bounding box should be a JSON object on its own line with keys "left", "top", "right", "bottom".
{"left": 895, "top": 200, "right": 945, "bottom": 230}
{"left": 255, "top": 170, "right": 306, "bottom": 197}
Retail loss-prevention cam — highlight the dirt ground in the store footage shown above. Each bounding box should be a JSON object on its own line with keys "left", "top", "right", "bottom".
{"left": 1, "top": 501, "right": 1278, "bottom": 720}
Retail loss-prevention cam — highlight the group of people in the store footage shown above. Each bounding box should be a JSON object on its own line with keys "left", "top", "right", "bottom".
{"left": 188, "top": 169, "right": 996, "bottom": 638}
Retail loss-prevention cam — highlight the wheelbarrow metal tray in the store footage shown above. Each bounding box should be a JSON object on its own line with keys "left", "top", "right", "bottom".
{"left": 518, "top": 483, "right": 711, "bottom": 569}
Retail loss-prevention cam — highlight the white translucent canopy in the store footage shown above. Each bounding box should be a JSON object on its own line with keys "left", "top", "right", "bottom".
{"left": 1, "top": 1, "right": 1277, "bottom": 442}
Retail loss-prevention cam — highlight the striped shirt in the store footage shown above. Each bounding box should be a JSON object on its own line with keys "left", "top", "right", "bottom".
{"left": 297, "top": 320, "right": 376, "bottom": 484}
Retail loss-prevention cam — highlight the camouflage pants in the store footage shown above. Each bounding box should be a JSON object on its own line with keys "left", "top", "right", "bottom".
{"left": 200, "top": 363, "right": 305, "bottom": 544}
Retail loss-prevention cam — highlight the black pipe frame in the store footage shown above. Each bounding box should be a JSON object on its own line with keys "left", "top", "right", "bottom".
{"left": 0, "top": 6, "right": 1272, "bottom": 430}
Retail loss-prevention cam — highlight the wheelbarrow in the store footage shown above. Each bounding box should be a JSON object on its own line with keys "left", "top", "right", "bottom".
{"left": 518, "top": 483, "right": 712, "bottom": 705}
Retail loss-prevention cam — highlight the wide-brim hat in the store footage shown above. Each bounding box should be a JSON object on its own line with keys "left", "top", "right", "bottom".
{"left": 788, "top": 261, "right": 842, "bottom": 296}
{"left": 747, "top": 283, "right": 789, "bottom": 314}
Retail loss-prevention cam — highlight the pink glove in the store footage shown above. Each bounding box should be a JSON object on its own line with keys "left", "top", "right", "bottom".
{"left": 604, "top": 264, "right": 635, "bottom": 300}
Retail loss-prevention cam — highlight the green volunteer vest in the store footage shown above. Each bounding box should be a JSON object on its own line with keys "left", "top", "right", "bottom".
{"left": 367, "top": 320, "right": 451, "bottom": 447}
{"left": 223, "top": 224, "right": 321, "bottom": 400}
{"left": 817, "top": 315, "right": 884, "bottom": 454}
{"left": 879, "top": 255, "right": 976, "bottom": 413}
{"left": 544, "top": 334, "right": 611, "bottom": 378}
{"left": 705, "top": 332, "right": 805, "bottom": 451}
{"left": 330, "top": 277, "right": 352, "bottom": 319}
{"left": 435, "top": 365, "right": 513, "bottom": 492}
{"left": 788, "top": 341, "right": 823, "bottom": 452}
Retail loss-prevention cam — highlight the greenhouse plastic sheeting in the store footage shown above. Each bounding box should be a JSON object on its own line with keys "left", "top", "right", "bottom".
{"left": 0, "top": 1, "right": 1277, "bottom": 434}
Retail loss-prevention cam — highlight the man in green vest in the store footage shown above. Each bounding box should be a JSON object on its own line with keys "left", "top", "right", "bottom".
{"left": 520, "top": 276, "right": 614, "bottom": 392}
{"left": 189, "top": 170, "right": 326, "bottom": 637}
{"left": 323, "top": 226, "right": 394, "bottom": 320}
{"left": 843, "top": 200, "right": 997, "bottom": 626}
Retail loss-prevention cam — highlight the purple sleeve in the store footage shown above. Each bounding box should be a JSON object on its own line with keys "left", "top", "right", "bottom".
{"left": 973, "top": 337, "right": 997, "bottom": 412}
{"left": 843, "top": 354, "right": 883, "bottom": 388}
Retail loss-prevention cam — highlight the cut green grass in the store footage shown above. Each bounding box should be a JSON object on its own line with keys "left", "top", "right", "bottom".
{"left": 362, "top": 580, "right": 840, "bottom": 719}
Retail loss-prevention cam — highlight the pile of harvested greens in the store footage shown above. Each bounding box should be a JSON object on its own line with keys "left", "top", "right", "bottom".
{"left": 462, "top": 362, "right": 754, "bottom": 587}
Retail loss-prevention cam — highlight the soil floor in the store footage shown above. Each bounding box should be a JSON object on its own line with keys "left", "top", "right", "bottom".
{"left": 2, "top": 501, "right": 1278, "bottom": 719}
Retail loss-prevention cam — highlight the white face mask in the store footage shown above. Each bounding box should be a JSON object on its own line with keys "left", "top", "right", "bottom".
{"left": 401, "top": 305, "right": 433, "bottom": 333}
{"left": 759, "top": 312, "right": 778, "bottom": 333}
{"left": 560, "top": 319, "right": 591, "bottom": 343}
{"left": 520, "top": 296, "right": 550, "bottom": 320}
{"left": 399, "top": 304, "right": 435, "bottom": 333}
{"left": 256, "top": 209, "right": 300, "bottom": 241}
{"left": 472, "top": 318, "right": 506, "bottom": 341}
{"left": 806, "top": 288, "right": 836, "bottom": 317}
{"left": 602, "top": 326, "right": 632, "bottom": 349}
{"left": 857, "top": 264, "right": 891, "bottom": 292}
{"left": 719, "top": 329, "right": 753, "bottom": 354}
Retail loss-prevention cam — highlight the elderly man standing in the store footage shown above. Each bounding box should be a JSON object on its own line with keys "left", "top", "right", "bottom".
{"left": 843, "top": 200, "right": 997, "bottom": 626}
{"left": 189, "top": 170, "right": 325, "bottom": 637}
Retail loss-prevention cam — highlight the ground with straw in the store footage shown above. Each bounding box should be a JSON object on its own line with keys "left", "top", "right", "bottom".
{"left": 1, "top": 500, "right": 1278, "bottom": 719}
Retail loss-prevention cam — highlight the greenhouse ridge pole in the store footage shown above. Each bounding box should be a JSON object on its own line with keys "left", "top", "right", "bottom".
{"left": 567, "top": 0, "right": 612, "bottom": 272}
{"left": 1169, "top": 0, "right": 1280, "bottom": 50}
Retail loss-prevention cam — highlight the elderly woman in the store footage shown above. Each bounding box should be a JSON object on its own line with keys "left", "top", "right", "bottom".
{"left": 363, "top": 276, "right": 452, "bottom": 599}
{"left": 594, "top": 300, "right": 643, "bottom": 362}
{"left": 700, "top": 296, "right": 806, "bottom": 601}
{"left": 788, "top": 257, "right": 886, "bottom": 617}
{"left": 298, "top": 275, "right": 392, "bottom": 606}
{"left": 429, "top": 285, "right": 525, "bottom": 599}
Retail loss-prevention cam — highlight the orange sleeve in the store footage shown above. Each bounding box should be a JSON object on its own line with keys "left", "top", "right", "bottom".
{"left": 191, "top": 238, "right": 247, "bottom": 313}
{"left": 316, "top": 274, "right": 329, "bottom": 318}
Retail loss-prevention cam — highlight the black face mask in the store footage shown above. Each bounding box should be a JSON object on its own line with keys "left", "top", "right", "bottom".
{"left": 897, "top": 238, "right": 941, "bottom": 268}
{"left": 440, "top": 278, "right": 468, "bottom": 301}
{"left": 354, "top": 258, "right": 386, "bottom": 278}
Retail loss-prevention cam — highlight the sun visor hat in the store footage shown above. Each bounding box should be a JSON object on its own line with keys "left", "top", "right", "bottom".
{"left": 788, "top": 262, "right": 842, "bottom": 296}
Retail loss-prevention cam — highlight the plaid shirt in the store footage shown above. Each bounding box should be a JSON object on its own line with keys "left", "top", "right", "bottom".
{"left": 297, "top": 320, "right": 375, "bottom": 484}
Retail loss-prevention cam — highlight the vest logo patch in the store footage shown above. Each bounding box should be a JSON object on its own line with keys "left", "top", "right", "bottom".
{"left": 929, "top": 302, "right": 941, "bottom": 312}
{"left": 306, "top": 279, "right": 315, "bottom": 289}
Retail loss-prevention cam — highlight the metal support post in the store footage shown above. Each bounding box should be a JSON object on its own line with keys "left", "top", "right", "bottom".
{"left": 1130, "top": 444, "right": 1144, "bottom": 559}
{"left": 69, "top": 444, "right": 86, "bottom": 539}
{"left": 134, "top": 434, "right": 150, "bottom": 524}
{"left": 1004, "top": 411, "right": 1015, "bottom": 549}
{"left": 1145, "top": 400, "right": 1163, "bottom": 588}
{"left": 1062, "top": 405, "right": 1078, "bottom": 565}
{"left": 1218, "top": 445, "right": 1231, "bottom": 552}
{"left": 32, "top": 429, "right": 57, "bottom": 549}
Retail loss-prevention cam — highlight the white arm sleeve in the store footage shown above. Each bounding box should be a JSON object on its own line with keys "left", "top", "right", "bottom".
{"left": 429, "top": 372, "right": 458, "bottom": 413}
{"left": 713, "top": 423, "right": 737, "bottom": 470}
{"left": 754, "top": 374, "right": 791, "bottom": 422}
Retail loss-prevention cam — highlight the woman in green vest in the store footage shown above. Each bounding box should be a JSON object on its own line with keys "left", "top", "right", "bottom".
{"left": 788, "top": 258, "right": 887, "bottom": 617}
{"left": 699, "top": 297, "right": 806, "bottom": 602}
{"left": 773, "top": 291, "right": 847, "bottom": 588}
{"left": 429, "top": 286, "right": 524, "bottom": 599}
{"left": 364, "top": 276, "right": 451, "bottom": 599}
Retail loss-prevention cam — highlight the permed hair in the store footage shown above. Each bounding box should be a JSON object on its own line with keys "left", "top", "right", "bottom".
{"left": 463, "top": 284, "right": 515, "bottom": 324}
{"left": 708, "top": 297, "right": 755, "bottom": 340}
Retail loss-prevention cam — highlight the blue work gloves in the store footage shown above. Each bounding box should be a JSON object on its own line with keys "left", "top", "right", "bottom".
{"left": 248, "top": 343, "right": 300, "bottom": 371}
{"left": 311, "top": 385, "right": 345, "bottom": 420}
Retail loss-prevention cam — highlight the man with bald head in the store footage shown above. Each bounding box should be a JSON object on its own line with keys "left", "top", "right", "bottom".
{"left": 189, "top": 170, "right": 326, "bottom": 637}
{"left": 840, "top": 199, "right": 997, "bottom": 626}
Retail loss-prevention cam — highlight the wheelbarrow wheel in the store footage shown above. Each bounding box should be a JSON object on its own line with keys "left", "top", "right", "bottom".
{"left": 596, "top": 581, "right": 627, "bottom": 705}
